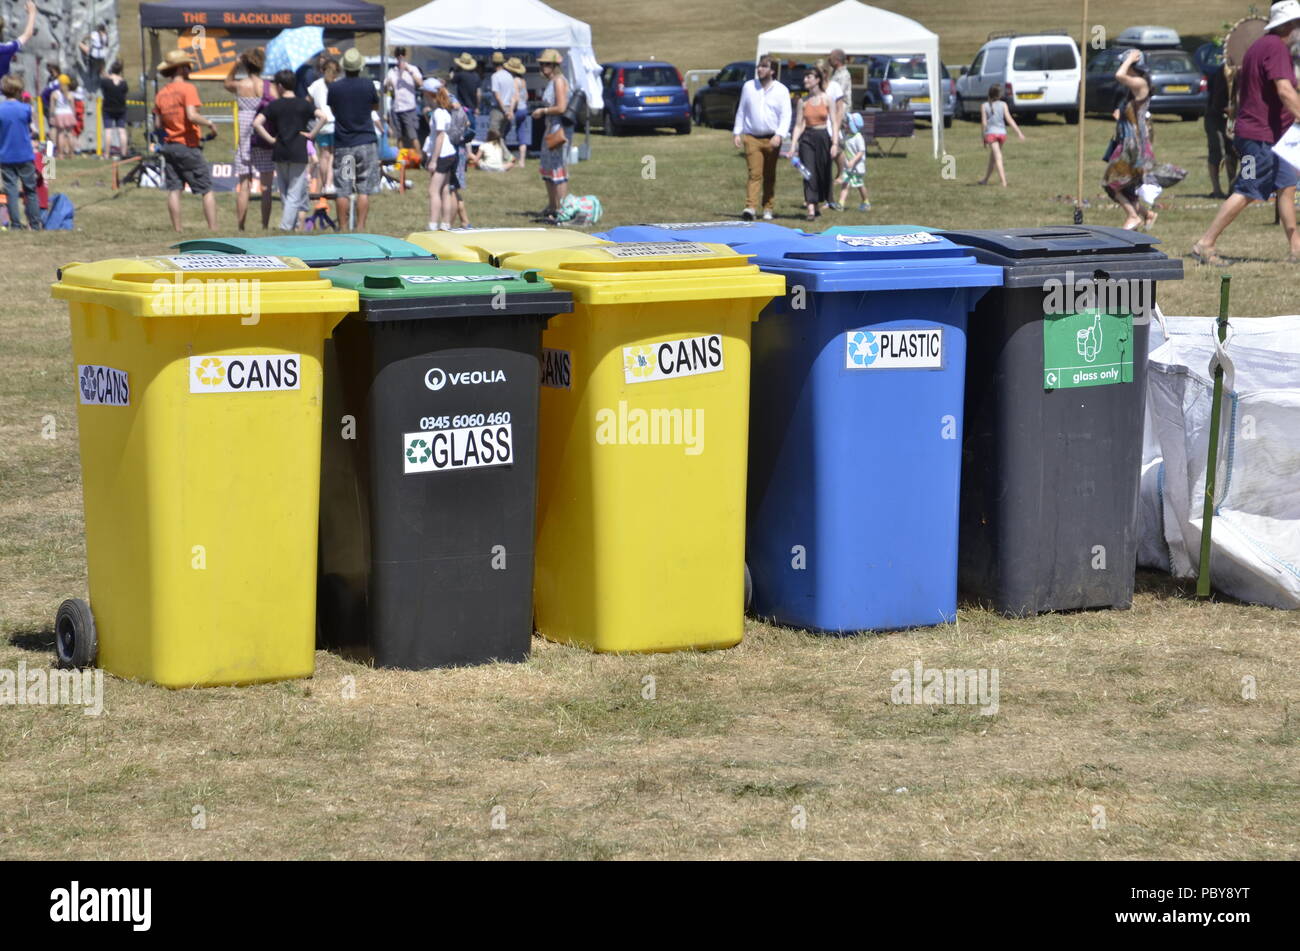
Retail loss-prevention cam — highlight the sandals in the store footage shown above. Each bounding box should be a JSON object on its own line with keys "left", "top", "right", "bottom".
{"left": 1189, "top": 243, "right": 1229, "bottom": 267}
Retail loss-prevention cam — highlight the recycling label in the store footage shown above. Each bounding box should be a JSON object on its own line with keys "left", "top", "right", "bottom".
{"left": 403, "top": 424, "right": 513, "bottom": 474}
{"left": 845, "top": 328, "right": 943, "bottom": 369}
{"left": 648, "top": 221, "right": 756, "bottom": 230}
{"left": 1042, "top": 310, "right": 1133, "bottom": 390}
{"left": 189, "top": 354, "right": 301, "bottom": 393}
{"left": 161, "top": 255, "right": 293, "bottom": 270}
{"left": 602, "top": 242, "right": 716, "bottom": 258}
{"left": 835, "top": 232, "right": 942, "bottom": 247}
{"left": 77, "top": 364, "right": 130, "bottom": 406}
{"left": 399, "top": 274, "right": 515, "bottom": 284}
{"left": 624, "top": 334, "right": 723, "bottom": 384}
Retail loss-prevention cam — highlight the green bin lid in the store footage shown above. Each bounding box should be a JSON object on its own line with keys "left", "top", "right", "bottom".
{"left": 172, "top": 233, "right": 434, "bottom": 268}
{"left": 321, "top": 260, "right": 573, "bottom": 321}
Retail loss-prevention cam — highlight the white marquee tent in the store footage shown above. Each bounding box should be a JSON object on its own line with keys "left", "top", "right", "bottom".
{"left": 386, "top": 0, "right": 603, "bottom": 110}
{"left": 757, "top": 0, "right": 944, "bottom": 158}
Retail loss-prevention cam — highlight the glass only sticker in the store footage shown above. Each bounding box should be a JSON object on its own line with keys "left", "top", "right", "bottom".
{"left": 835, "top": 232, "right": 942, "bottom": 247}
{"left": 160, "top": 255, "right": 294, "bottom": 270}
{"left": 602, "top": 242, "right": 717, "bottom": 258}
{"left": 1042, "top": 310, "right": 1133, "bottom": 390}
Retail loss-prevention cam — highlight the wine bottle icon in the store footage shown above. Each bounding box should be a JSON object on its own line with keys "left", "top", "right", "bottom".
{"left": 1076, "top": 313, "right": 1102, "bottom": 363}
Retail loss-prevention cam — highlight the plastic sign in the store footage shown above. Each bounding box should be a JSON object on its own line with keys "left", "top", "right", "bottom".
{"left": 161, "top": 255, "right": 293, "bottom": 270}
{"left": 402, "top": 424, "right": 514, "bottom": 474}
{"left": 845, "top": 329, "right": 944, "bottom": 370}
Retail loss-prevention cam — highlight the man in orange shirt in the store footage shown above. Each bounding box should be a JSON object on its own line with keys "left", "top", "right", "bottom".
{"left": 153, "top": 49, "right": 218, "bottom": 231}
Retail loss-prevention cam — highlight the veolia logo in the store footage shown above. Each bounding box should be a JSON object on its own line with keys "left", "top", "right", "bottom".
{"left": 424, "top": 367, "right": 507, "bottom": 390}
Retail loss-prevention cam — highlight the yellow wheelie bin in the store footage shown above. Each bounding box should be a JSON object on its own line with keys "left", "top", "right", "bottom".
{"left": 51, "top": 255, "right": 358, "bottom": 687}
{"left": 502, "top": 241, "right": 784, "bottom": 652}
{"left": 404, "top": 227, "right": 607, "bottom": 265}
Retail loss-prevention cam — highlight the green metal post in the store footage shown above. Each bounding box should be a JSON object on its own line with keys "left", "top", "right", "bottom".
{"left": 1197, "top": 275, "right": 1231, "bottom": 599}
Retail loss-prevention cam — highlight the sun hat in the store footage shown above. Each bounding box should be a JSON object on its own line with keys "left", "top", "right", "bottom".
{"left": 341, "top": 47, "right": 365, "bottom": 72}
{"left": 537, "top": 49, "right": 563, "bottom": 65}
{"left": 156, "top": 49, "right": 197, "bottom": 75}
{"left": 846, "top": 111, "right": 863, "bottom": 134}
{"left": 421, "top": 77, "right": 443, "bottom": 94}
{"left": 454, "top": 51, "right": 477, "bottom": 70}
{"left": 491, "top": 52, "right": 505, "bottom": 65}
{"left": 505, "top": 57, "right": 526, "bottom": 76}
{"left": 1267, "top": 0, "right": 1300, "bottom": 30}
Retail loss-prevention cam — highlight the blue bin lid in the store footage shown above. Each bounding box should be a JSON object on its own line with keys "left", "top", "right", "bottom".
{"left": 172, "top": 233, "right": 434, "bottom": 268}
{"left": 598, "top": 223, "right": 1002, "bottom": 293}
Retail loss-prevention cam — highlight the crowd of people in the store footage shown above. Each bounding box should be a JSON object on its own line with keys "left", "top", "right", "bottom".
{"left": 144, "top": 43, "right": 577, "bottom": 233}
{"left": 4, "top": 2, "right": 1300, "bottom": 257}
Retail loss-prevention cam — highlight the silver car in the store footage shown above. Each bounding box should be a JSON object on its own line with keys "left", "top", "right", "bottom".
{"left": 863, "top": 54, "right": 955, "bottom": 128}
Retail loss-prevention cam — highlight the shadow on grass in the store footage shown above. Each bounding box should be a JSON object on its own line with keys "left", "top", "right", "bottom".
{"left": 8, "top": 629, "right": 55, "bottom": 652}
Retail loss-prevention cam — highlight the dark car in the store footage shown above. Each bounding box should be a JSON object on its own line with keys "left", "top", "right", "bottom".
{"left": 863, "top": 54, "right": 955, "bottom": 127}
{"left": 599, "top": 60, "right": 692, "bottom": 135}
{"left": 692, "top": 59, "right": 812, "bottom": 131}
{"left": 1085, "top": 47, "right": 1206, "bottom": 119}
{"left": 693, "top": 60, "right": 753, "bottom": 127}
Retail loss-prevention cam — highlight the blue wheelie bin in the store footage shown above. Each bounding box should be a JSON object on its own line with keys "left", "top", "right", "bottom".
{"left": 598, "top": 223, "right": 1002, "bottom": 632}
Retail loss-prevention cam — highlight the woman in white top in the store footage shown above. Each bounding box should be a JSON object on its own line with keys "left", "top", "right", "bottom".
{"left": 422, "top": 80, "right": 458, "bottom": 230}
{"left": 307, "top": 58, "right": 339, "bottom": 193}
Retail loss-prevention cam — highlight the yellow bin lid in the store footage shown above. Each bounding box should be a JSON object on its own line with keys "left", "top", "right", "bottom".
{"left": 404, "top": 227, "right": 609, "bottom": 264}
{"left": 496, "top": 241, "right": 787, "bottom": 306}
{"left": 52, "top": 254, "right": 360, "bottom": 317}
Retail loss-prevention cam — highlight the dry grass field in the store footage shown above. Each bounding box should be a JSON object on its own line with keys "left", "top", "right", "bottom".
{"left": 1, "top": 0, "right": 1297, "bottom": 859}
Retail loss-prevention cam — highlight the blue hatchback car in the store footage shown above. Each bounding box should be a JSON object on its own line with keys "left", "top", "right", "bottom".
{"left": 599, "top": 60, "right": 692, "bottom": 135}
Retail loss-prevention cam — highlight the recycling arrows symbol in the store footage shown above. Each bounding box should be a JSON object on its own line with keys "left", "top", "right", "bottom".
{"left": 406, "top": 438, "right": 431, "bottom": 464}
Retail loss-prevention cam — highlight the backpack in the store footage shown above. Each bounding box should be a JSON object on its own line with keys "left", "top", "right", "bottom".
{"left": 561, "top": 89, "right": 588, "bottom": 128}
{"left": 43, "top": 193, "right": 75, "bottom": 230}
{"left": 556, "top": 193, "right": 602, "bottom": 226}
{"left": 447, "top": 103, "right": 474, "bottom": 147}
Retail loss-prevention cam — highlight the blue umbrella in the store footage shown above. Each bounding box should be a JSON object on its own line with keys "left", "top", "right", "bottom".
{"left": 264, "top": 26, "right": 325, "bottom": 75}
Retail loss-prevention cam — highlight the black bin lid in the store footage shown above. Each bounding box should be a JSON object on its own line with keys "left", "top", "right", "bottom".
{"left": 937, "top": 226, "right": 1185, "bottom": 287}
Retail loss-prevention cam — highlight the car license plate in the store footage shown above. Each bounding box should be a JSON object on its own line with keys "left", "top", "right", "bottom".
{"left": 1165, "top": 84, "right": 1190, "bottom": 93}
{"left": 644, "top": 96, "right": 670, "bottom": 104}
{"left": 912, "top": 96, "right": 930, "bottom": 104}
{"left": 1018, "top": 91, "right": 1043, "bottom": 100}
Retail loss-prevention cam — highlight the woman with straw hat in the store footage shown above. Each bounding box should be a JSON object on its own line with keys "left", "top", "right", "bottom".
{"left": 532, "top": 48, "right": 568, "bottom": 221}
{"left": 506, "top": 57, "right": 529, "bottom": 168}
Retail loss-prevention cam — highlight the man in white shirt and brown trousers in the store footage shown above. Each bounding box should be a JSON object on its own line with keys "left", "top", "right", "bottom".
{"left": 733, "top": 55, "right": 791, "bottom": 220}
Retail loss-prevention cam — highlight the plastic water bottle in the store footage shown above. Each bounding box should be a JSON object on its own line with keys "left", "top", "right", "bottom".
{"left": 790, "top": 156, "right": 813, "bottom": 180}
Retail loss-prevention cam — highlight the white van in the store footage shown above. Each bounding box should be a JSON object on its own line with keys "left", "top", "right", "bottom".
{"left": 956, "top": 32, "right": 1082, "bottom": 123}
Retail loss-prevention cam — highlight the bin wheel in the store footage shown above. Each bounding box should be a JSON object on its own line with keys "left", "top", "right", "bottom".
{"left": 744, "top": 563, "right": 753, "bottom": 613}
{"left": 55, "top": 598, "right": 97, "bottom": 669}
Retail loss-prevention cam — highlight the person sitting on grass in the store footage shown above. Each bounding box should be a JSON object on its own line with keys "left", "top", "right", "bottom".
{"left": 977, "top": 85, "right": 1024, "bottom": 187}
{"left": 472, "top": 129, "right": 516, "bottom": 172}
